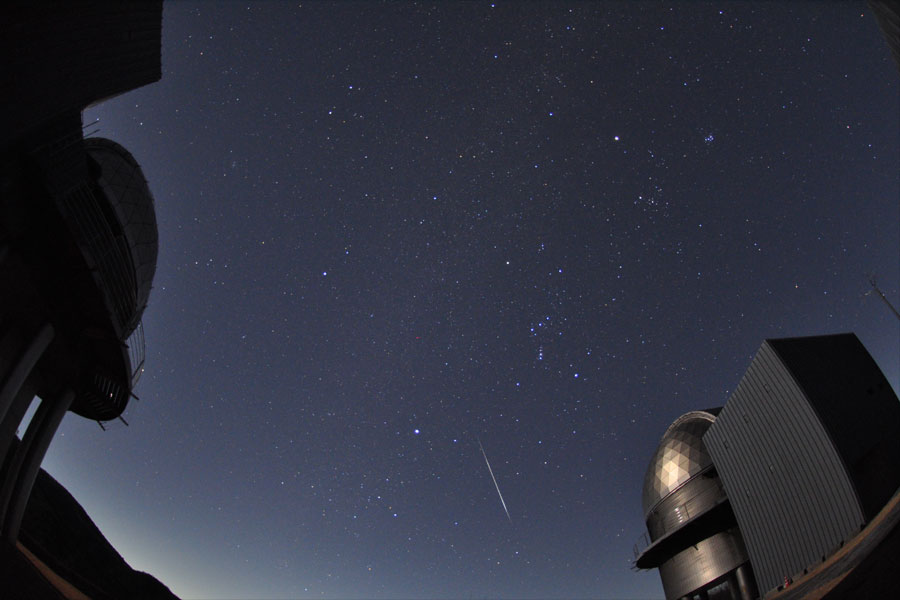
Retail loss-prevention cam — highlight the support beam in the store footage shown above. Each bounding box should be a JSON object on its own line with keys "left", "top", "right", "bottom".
{"left": 0, "top": 323, "right": 53, "bottom": 425}
{"left": 0, "top": 386, "right": 38, "bottom": 478}
{"left": 734, "top": 563, "right": 758, "bottom": 600}
{"left": 1, "top": 389, "right": 74, "bottom": 543}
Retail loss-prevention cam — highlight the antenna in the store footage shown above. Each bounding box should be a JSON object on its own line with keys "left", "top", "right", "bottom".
{"left": 82, "top": 117, "right": 101, "bottom": 138}
{"left": 867, "top": 276, "right": 900, "bottom": 321}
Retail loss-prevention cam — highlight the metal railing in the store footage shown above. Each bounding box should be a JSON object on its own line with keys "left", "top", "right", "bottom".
{"left": 60, "top": 182, "right": 138, "bottom": 336}
{"left": 633, "top": 532, "right": 652, "bottom": 563}
{"left": 126, "top": 320, "right": 145, "bottom": 386}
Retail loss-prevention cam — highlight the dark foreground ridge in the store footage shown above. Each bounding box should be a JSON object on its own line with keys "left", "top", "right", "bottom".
{"left": 2, "top": 457, "right": 178, "bottom": 599}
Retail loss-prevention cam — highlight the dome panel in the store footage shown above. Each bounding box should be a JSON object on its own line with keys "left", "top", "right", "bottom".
{"left": 642, "top": 410, "right": 718, "bottom": 517}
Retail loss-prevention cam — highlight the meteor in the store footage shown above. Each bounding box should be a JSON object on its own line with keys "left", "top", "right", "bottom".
{"left": 478, "top": 438, "right": 511, "bottom": 522}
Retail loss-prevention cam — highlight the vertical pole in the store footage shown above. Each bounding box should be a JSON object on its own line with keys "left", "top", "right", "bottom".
{"left": 0, "top": 324, "right": 53, "bottom": 424}
{"left": 734, "top": 563, "right": 759, "bottom": 600}
{"left": 869, "top": 278, "right": 900, "bottom": 322}
{"left": 1, "top": 389, "right": 74, "bottom": 543}
{"left": 724, "top": 571, "right": 740, "bottom": 600}
{"left": 0, "top": 386, "right": 38, "bottom": 475}
{"left": 0, "top": 323, "right": 54, "bottom": 534}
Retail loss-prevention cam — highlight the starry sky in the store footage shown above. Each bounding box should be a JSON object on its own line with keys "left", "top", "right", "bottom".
{"left": 37, "top": 2, "right": 900, "bottom": 599}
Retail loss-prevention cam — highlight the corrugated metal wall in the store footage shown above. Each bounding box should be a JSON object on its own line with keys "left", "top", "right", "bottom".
{"left": 704, "top": 340, "right": 865, "bottom": 595}
{"left": 767, "top": 335, "right": 900, "bottom": 520}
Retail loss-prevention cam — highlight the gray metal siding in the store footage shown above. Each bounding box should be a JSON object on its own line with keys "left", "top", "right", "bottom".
{"left": 768, "top": 334, "right": 900, "bottom": 520}
{"left": 704, "top": 341, "right": 865, "bottom": 595}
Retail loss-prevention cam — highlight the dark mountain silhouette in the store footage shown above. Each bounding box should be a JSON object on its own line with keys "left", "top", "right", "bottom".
{"left": 4, "top": 446, "right": 178, "bottom": 600}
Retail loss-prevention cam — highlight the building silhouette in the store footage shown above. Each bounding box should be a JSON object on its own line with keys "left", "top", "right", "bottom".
{"left": 635, "top": 333, "right": 900, "bottom": 600}
{"left": 0, "top": 1, "right": 162, "bottom": 552}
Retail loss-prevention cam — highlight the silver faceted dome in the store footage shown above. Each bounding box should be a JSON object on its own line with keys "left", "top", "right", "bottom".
{"left": 641, "top": 410, "right": 718, "bottom": 518}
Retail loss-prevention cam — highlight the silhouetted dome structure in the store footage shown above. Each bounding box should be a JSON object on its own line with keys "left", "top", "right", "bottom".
{"left": 0, "top": 5, "right": 166, "bottom": 592}
{"left": 84, "top": 137, "right": 158, "bottom": 337}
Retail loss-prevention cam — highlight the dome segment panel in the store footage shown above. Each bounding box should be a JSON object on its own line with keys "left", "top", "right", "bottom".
{"left": 642, "top": 411, "right": 717, "bottom": 518}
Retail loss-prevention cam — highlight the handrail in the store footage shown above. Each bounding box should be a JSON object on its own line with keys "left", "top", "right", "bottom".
{"left": 126, "top": 320, "right": 145, "bottom": 386}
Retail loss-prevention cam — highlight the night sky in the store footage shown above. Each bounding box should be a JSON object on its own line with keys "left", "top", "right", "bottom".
{"left": 38, "top": 2, "right": 900, "bottom": 599}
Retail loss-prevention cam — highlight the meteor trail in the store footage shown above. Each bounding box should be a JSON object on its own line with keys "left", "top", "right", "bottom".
{"left": 478, "top": 438, "right": 511, "bottom": 522}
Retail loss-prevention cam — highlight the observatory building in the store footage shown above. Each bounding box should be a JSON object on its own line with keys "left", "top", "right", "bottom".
{"left": 0, "top": 1, "right": 162, "bottom": 549}
{"left": 636, "top": 409, "right": 757, "bottom": 600}
{"left": 635, "top": 333, "right": 900, "bottom": 600}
